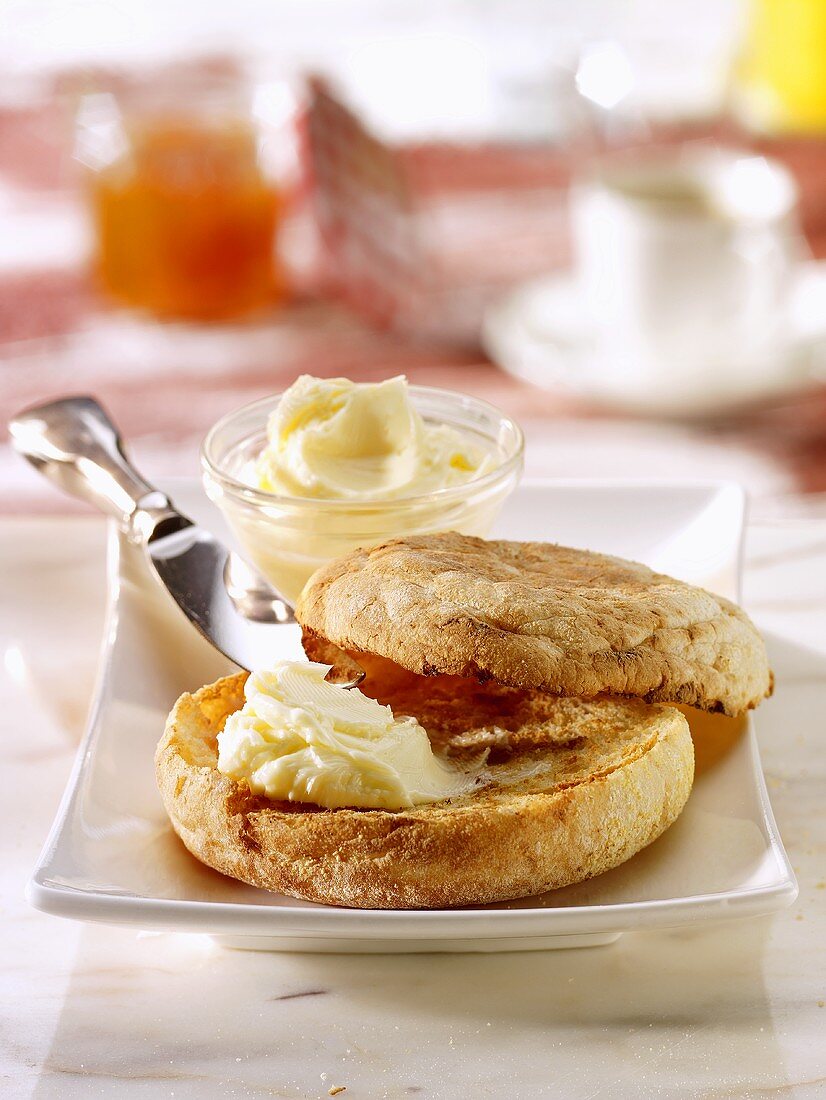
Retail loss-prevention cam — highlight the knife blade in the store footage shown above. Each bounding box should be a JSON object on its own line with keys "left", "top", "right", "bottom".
{"left": 146, "top": 519, "right": 298, "bottom": 670}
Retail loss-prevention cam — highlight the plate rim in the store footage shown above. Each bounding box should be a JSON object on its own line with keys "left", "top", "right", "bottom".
{"left": 27, "top": 477, "right": 798, "bottom": 938}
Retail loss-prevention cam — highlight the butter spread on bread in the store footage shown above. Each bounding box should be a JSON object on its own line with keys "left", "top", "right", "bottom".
{"left": 216, "top": 660, "right": 475, "bottom": 810}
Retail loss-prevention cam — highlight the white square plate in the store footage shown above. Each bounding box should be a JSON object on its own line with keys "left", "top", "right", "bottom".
{"left": 28, "top": 480, "right": 797, "bottom": 952}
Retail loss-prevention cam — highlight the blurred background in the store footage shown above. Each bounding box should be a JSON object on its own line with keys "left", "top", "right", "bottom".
{"left": 5, "top": 0, "right": 826, "bottom": 516}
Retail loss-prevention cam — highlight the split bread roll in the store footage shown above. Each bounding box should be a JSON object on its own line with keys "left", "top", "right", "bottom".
{"left": 155, "top": 533, "right": 771, "bottom": 908}
{"left": 155, "top": 663, "right": 694, "bottom": 909}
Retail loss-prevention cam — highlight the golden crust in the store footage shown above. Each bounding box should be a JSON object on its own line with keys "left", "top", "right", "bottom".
{"left": 155, "top": 670, "right": 694, "bottom": 909}
{"left": 297, "top": 532, "right": 772, "bottom": 717}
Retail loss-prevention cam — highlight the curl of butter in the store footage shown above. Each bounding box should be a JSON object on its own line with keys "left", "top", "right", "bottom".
{"left": 217, "top": 661, "right": 476, "bottom": 810}
{"left": 254, "top": 374, "right": 493, "bottom": 500}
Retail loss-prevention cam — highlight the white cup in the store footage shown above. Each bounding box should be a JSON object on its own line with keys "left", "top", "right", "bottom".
{"left": 570, "top": 150, "right": 801, "bottom": 392}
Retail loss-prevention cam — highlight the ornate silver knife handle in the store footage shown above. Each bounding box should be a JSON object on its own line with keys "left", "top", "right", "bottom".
{"left": 9, "top": 395, "right": 184, "bottom": 542}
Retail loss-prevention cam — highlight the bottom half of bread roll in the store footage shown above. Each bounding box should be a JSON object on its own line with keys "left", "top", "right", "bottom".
{"left": 155, "top": 658, "right": 694, "bottom": 909}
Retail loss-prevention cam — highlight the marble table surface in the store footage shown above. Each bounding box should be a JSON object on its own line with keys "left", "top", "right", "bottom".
{"left": 2, "top": 514, "right": 825, "bottom": 1099}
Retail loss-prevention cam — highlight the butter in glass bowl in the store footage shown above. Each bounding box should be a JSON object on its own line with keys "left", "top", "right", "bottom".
{"left": 201, "top": 376, "right": 524, "bottom": 604}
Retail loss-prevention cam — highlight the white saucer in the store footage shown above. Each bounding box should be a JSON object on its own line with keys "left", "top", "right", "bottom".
{"left": 483, "top": 262, "right": 826, "bottom": 418}
{"left": 27, "top": 479, "right": 796, "bottom": 952}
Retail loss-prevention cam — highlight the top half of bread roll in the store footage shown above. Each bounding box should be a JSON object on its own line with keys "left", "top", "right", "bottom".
{"left": 297, "top": 532, "right": 772, "bottom": 717}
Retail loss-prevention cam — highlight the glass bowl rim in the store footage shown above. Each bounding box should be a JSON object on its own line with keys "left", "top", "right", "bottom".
{"left": 200, "top": 384, "right": 525, "bottom": 513}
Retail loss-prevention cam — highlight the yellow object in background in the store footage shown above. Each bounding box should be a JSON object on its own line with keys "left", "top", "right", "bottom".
{"left": 736, "top": 0, "right": 826, "bottom": 132}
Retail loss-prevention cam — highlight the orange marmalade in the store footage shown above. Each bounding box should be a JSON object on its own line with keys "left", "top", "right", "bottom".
{"left": 90, "top": 116, "right": 283, "bottom": 320}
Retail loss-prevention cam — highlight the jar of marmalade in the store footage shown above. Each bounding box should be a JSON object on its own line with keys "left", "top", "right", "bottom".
{"left": 76, "top": 70, "right": 296, "bottom": 321}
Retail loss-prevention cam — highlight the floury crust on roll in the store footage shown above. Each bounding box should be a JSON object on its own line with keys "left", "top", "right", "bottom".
{"left": 298, "top": 533, "right": 772, "bottom": 717}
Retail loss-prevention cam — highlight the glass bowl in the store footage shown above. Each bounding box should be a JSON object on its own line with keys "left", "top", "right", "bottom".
{"left": 201, "top": 385, "right": 524, "bottom": 604}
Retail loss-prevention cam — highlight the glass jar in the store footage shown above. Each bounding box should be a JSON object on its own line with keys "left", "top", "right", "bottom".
{"left": 75, "top": 69, "right": 297, "bottom": 320}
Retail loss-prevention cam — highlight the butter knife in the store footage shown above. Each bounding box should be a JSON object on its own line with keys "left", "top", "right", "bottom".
{"left": 9, "top": 395, "right": 361, "bottom": 683}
